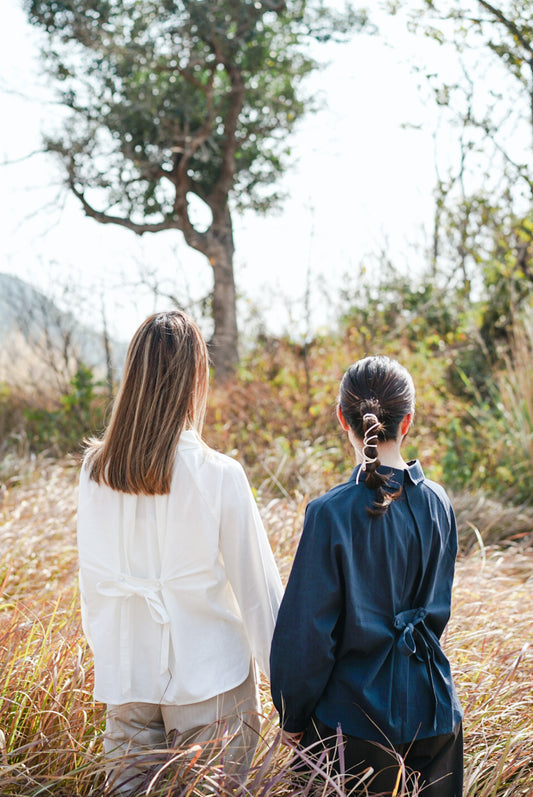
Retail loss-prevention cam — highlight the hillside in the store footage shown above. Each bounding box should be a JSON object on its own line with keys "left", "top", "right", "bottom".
{"left": 0, "top": 272, "right": 126, "bottom": 387}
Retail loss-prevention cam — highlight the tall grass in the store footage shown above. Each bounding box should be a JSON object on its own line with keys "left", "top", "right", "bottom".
{"left": 0, "top": 457, "right": 532, "bottom": 795}
{"left": 494, "top": 314, "right": 533, "bottom": 503}
{"left": 449, "top": 545, "right": 533, "bottom": 795}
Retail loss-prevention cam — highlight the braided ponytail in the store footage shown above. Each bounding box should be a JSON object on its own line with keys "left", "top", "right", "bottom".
{"left": 339, "top": 356, "right": 414, "bottom": 517}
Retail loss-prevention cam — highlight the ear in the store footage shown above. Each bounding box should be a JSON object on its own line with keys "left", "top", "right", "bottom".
{"left": 337, "top": 405, "right": 350, "bottom": 431}
{"left": 400, "top": 413, "right": 412, "bottom": 437}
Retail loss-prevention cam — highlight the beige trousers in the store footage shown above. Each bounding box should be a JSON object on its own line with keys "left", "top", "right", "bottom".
{"left": 104, "top": 664, "right": 261, "bottom": 795}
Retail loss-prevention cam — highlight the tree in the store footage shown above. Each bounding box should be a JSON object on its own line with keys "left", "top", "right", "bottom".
{"left": 387, "top": 1, "right": 533, "bottom": 351}
{"left": 414, "top": 1, "right": 533, "bottom": 193}
{"left": 24, "top": 0, "right": 366, "bottom": 379}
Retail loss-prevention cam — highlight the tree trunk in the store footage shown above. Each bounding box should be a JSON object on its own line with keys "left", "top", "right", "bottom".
{"left": 207, "top": 208, "right": 239, "bottom": 381}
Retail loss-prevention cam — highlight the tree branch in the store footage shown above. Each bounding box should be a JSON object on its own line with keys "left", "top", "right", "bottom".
{"left": 1, "top": 149, "right": 46, "bottom": 167}
{"left": 210, "top": 67, "right": 245, "bottom": 211}
{"left": 476, "top": 0, "right": 533, "bottom": 59}
{"left": 481, "top": 124, "right": 533, "bottom": 192}
{"left": 70, "top": 180, "right": 180, "bottom": 235}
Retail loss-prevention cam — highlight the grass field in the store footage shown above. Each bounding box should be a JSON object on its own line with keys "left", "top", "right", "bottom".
{"left": 0, "top": 456, "right": 532, "bottom": 795}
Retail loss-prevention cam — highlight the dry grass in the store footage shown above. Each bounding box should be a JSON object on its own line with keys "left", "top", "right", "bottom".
{"left": 452, "top": 491, "right": 533, "bottom": 553}
{"left": 450, "top": 547, "right": 533, "bottom": 795}
{"left": 0, "top": 456, "right": 532, "bottom": 795}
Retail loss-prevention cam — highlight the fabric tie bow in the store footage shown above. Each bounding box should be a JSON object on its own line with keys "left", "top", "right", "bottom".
{"left": 394, "top": 607, "right": 439, "bottom": 732}
{"left": 97, "top": 574, "right": 171, "bottom": 694}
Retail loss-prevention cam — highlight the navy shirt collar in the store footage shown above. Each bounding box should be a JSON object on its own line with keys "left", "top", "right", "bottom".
{"left": 350, "top": 459, "right": 425, "bottom": 487}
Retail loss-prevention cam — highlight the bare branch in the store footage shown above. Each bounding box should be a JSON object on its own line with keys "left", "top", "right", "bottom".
{"left": 70, "top": 181, "right": 181, "bottom": 235}
{"left": 476, "top": 0, "right": 533, "bottom": 59}
{"left": 481, "top": 126, "right": 533, "bottom": 192}
{"left": 1, "top": 150, "right": 46, "bottom": 167}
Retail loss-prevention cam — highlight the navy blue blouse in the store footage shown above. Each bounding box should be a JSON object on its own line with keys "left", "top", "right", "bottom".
{"left": 270, "top": 461, "right": 463, "bottom": 744}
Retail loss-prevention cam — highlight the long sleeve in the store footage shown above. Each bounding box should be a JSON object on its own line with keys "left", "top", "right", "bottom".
{"left": 270, "top": 465, "right": 463, "bottom": 743}
{"left": 78, "top": 435, "right": 284, "bottom": 706}
{"left": 219, "top": 461, "right": 283, "bottom": 678}
{"left": 270, "top": 500, "right": 342, "bottom": 732}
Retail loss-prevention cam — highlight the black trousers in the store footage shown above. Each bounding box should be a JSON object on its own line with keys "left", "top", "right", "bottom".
{"left": 297, "top": 718, "right": 463, "bottom": 797}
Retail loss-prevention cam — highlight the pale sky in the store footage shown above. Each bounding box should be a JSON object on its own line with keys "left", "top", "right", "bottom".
{"left": 0, "top": 0, "right": 475, "bottom": 343}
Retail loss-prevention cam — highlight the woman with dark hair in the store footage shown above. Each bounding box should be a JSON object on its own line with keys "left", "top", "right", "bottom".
{"left": 270, "top": 356, "right": 463, "bottom": 796}
{"left": 77, "top": 311, "right": 283, "bottom": 792}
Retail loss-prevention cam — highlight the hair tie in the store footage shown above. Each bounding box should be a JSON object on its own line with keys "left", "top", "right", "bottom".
{"left": 356, "top": 413, "right": 381, "bottom": 484}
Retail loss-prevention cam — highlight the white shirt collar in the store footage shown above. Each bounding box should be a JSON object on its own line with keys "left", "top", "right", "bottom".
{"left": 178, "top": 429, "right": 202, "bottom": 449}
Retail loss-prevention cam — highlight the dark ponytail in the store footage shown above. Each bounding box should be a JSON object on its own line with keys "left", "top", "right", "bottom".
{"left": 339, "top": 356, "right": 415, "bottom": 516}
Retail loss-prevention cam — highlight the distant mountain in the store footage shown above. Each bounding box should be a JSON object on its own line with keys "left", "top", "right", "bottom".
{"left": 0, "top": 273, "right": 127, "bottom": 384}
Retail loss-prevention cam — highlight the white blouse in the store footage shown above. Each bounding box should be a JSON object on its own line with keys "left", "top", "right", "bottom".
{"left": 77, "top": 430, "right": 283, "bottom": 706}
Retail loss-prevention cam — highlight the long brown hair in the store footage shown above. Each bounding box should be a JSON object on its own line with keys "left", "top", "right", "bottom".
{"left": 339, "top": 356, "right": 415, "bottom": 516}
{"left": 86, "top": 310, "right": 209, "bottom": 495}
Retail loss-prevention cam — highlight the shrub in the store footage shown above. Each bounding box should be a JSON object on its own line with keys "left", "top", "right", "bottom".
{"left": 21, "top": 365, "right": 108, "bottom": 457}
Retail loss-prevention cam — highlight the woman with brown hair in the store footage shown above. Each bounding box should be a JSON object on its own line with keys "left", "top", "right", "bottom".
{"left": 270, "top": 355, "right": 463, "bottom": 796}
{"left": 77, "top": 310, "right": 282, "bottom": 792}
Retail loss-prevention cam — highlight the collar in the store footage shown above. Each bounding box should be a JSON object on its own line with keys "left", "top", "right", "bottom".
{"left": 351, "top": 459, "right": 425, "bottom": 487}
{"left": 177, "top": 429, "right": 203, "bottom": 449}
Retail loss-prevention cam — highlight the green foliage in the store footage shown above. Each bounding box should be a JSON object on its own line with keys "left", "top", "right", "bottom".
{"left": 433, "top": 191, "right": 533, "bottom": 365}
{"left": 488, "top": 314, "right": 533, "bottom": 502}
{"left": 387, "top": 0, "right": 533, "bottom": 373}
{"left": 208, "top": 274, "right": 533, "bottom": 505}
{"left": 24, "top": 0, "right": 366, "bottom": 376}
{"left": 25, "top": 0, "right": 364, "bottom": 217}
{"left": 0, "top": 384, "right": 26, "bottom": 453}
{"left": 22, "top": 365, "right": 108, "bottom": 455}
{"left": 339, "top": 258, "right": 468, "bottom": 345}
{"left": 478, "top": 211, "right": 533, "bottom": 354}
{"left": 4, "top": 275, "right": 533, "bottom": 504}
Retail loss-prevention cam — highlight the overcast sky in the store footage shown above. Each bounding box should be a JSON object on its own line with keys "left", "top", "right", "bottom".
{"left": 0, "top": 1, "right": 468, "bottom": 342}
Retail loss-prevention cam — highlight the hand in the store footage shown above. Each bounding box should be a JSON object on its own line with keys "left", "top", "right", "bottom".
{"left": 280, "top": 730, "right": 304, "bottom": 747}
